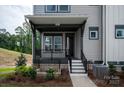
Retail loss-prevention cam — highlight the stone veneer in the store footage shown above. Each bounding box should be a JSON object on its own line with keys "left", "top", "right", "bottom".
{"left": 33, "top": 63, "right": 68, "bottom": 72}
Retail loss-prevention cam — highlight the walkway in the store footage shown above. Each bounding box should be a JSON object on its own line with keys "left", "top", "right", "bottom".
{"left": 70, "top": 74, "right": 97, "bottom": 87}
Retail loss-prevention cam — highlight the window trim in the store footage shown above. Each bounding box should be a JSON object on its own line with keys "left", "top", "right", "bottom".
{"left": 89, "top": 27, "right": 99, "bottom": 40}
{"left": 115, "top": 25, "right": 124, "bottom": 39}
{"left": 58, "top": 5, "right": 70, "bottom": 13}
{"left": 45, "top": 5, "right": 57, "bottom": 13}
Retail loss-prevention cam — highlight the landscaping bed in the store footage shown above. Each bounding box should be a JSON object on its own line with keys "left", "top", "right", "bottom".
{"left": 88, "top": 69, "right": 124, "bottom": 87}
{"left": 0, "top": 69, "right": 73, "bottom": 87}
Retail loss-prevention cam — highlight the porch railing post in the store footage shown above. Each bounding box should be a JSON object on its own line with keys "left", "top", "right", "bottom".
{"left": 68, "top": 55, "right": 72, "bottom": 73}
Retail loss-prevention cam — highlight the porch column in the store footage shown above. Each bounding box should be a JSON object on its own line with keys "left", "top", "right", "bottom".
{"left": 30, "top": 21, "right": 36, "bottom": 64}
{"left": 32, "top": 29, "right": 36, "bottom": 63}
{"left": 80, "top": 21, "right": 86, "bottom": 56}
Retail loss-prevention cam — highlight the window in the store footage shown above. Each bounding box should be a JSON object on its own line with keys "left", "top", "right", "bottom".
{"left": 45, "top": 5, "right": 70, "bottom": 13}
{"left": 44, "top": 36, "right": 52, "bottom": 51}
{"left": 58, "top": 5, "right": 70, "bottom": 12}
{"left": 115, "top": 25, "right": 124, "bottom": 39}
{"left": 89, "top": 27, "right": 99, "bottom": 40}
{"left": 54, "top": 36, "right": 62, "bottom": 51}
{"left": 46, "top": 5, "right": 57, "bottom": 12}
{"left": 44, "top": 34, "right": 62, "bottom": 52}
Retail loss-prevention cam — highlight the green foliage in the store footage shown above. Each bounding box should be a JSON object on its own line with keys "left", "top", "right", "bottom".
{"left": 27, "top": 66, "right": 37, "bottom": 79}
{"left": 15, "top": 65, "right": 28, "bottom": 76}
{"left": 45, "top": 68, "right": 55, "bottom": 80}
{"left": 0, "top": 68, "right": 15, "bottom": 73}
{"left": 15, "top": 54, "right": 27, "bottom": 67}
{"left": 0, "top": 22, "right": 33, "bottom": 54}
{"left": 15, "top": 66, "right": 37, "bottom": 79}
{"left": 108, "top": 64, "right": 116, "bottom": 76}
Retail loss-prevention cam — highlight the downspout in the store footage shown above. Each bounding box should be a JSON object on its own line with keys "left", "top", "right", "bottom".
{"left": 101, "top": 5, "right": 103, "bottom": 62}
{"left": 102, "top": 5, "right": 107, "bottom": 65}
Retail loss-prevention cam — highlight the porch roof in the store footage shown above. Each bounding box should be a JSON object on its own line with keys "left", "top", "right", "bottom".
{"left": 25, "top": 15, "right": 87, "bottom": 25}
{"left": 25, "top": 15, "right": 87, "bottom": 31}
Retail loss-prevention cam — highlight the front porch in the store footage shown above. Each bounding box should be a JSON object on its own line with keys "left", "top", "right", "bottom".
{"left": 25, "top": 15, "right": 88, "bottom": 73}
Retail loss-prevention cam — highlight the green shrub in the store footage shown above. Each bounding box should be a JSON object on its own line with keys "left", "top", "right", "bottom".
{"left": 15, "top": 66, "right": 37, "bottom": 79}
{"left": 108, "top": 64, "right": 116, "bottom": 76}
{"left": 45, "top": 68, "right": 55, "bottom": 80}
{"left": 27, "top": 67, "right": 37, "bottom": 79}
{"left": 15, "top": 54, "right": 27, "bottom": 67}
{"left": 15, "top": 65, "right": 28, "bottom": 76}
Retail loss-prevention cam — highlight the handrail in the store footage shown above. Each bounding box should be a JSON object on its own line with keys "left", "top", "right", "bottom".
{"left": 81, "top": 49, "right": 87, "bottom": 73}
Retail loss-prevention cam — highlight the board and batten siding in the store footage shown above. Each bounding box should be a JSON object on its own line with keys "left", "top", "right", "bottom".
{"left": 33, "top": 5, "right": 102, "bottom": 61}
{"left": 104, "top": 5, "right": 124, "bottom": 62}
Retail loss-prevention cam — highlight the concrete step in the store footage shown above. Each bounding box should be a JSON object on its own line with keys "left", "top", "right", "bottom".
{"left": 71, "top": 72, "right": 86, "bottom": 74}
{"left": 72, "top": 69, "right": 85, "bottom": 73}
{"left": 72, "top": 67, "right": 84, "bottom": 70}
{"left": 72, "top": 60, "right": 82, "bottom": 62}
{"left": 72, "top": 62, "right": 83, "bottom": 65}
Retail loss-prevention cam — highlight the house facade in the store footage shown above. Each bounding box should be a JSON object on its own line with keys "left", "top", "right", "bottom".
{"left": 25, "top": 5, "right": 124, "bottom": 73}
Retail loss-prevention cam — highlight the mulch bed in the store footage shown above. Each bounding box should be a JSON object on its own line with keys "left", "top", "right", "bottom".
{"left": 0, "top": 69, "right": 73, "bottom": 87}
{"left": 88, "top": 70, "right": 124, "bottom": 87}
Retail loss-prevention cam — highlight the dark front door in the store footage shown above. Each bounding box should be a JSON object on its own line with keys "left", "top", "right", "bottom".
{"left": 66, "top": 33, "right": 75, "bottom": 57}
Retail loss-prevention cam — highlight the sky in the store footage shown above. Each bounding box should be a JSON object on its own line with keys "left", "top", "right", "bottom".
{"left": 0, "top": 5, "right": 32, "bottom": 34}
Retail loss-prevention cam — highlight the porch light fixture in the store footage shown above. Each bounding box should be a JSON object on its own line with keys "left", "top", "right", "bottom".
{"left": 55, "top": 23, "right": 60, "bottom": 26}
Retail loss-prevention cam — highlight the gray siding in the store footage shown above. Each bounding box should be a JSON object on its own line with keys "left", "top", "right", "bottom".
{"left": 104, "top": 5, "right": 124, "bottom": 62}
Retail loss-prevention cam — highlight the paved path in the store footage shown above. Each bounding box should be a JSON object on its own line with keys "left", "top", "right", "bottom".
{"left": 70, "top": 74, "right": 97, "bottom": 87}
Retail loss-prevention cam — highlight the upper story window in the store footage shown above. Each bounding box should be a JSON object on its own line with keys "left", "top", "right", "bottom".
{"left": 45, "top": 5, "right": 70, "bottom": 13}
{"left": 46, "top": 5, "right": 57, "bottom": 13}
{"left": 58, "top": 5, "right": 70, "bottom": 12}
{"left": 115, "top": 25, "right": 124, "bottom": 39}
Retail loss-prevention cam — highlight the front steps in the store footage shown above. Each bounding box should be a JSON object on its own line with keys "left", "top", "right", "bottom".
{"left": 70, "top": 60, "right": 86, "bottom": 74}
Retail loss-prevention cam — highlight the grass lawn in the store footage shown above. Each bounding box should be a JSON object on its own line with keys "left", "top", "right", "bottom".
{"left": 0, "top": 67, "right": 15, "bottom": 73}
{"left": 0, "top": 48, "right": 32, "bottom": 67}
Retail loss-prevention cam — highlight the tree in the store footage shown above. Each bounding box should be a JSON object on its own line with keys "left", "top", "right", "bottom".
{"left": 15, "top": 26, "right": 26, "bottom": 52}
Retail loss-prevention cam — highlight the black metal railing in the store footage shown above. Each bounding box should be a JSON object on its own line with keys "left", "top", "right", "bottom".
{"left": 81, "top": 50, "right": 87, "bottom": 73}
{"left": 34, "top": 49, "right": 69, "bottom": 72}
{"left": 35, "top": 49, "right": 69, "bottom": 63}
{"left": 68, "top": 54, "right": 72, "bottom": 73}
